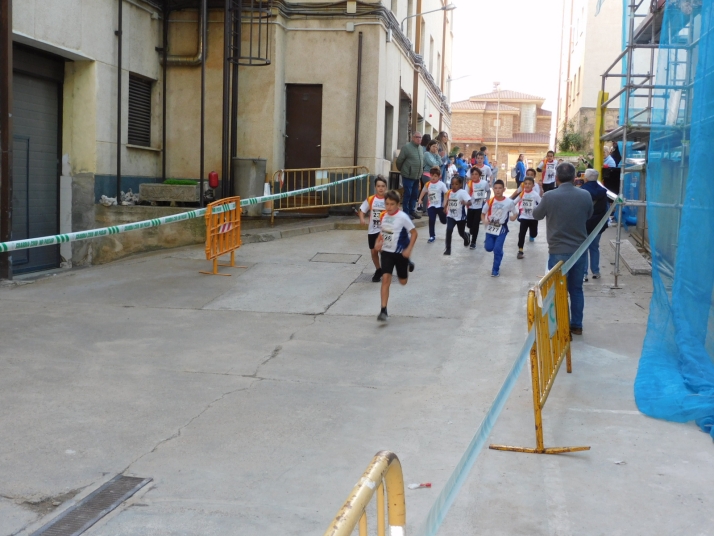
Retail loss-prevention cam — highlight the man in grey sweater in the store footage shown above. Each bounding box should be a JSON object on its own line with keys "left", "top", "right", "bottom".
{"left": 532, "top": 162, "right": 593, "bottom": 335}
{"left": 396, "top": 132, "right": 425, "bottom": 219}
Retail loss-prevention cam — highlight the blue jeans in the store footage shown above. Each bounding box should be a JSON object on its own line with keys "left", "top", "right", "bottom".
{"left": 484, "top": 225, "right": 509, "bottom": 273}
{"left": 548, "top": 253, "right": 588, "bottom": 329}
{"left": 427, "top": 206, "right": 447, "bottom": 238}
{"left": 402, "top": 177, "right": 419, "bottom": 215}
{"left": 584, "top": 232, "right": 602, "bottom": 275}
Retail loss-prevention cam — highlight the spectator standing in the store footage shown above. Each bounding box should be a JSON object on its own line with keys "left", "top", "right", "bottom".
{"left": 532, "top": 162, "right": 593, "bottom": 335}
{"left": 455, "top": 153, "right": 469, "bottom": 179}
{"left": 514, "top": 153, "right": 527, "bottom": 188}
{"left": 423, "top": 140, "right": 443, "bottom": 182}
{"left": 581, "top": 169, "right": 609, "bottom": 281}
{"left": 436, "top": 131, "right": 450, "bottom": 180}
{"left": 396, "top": 132, "right": 425, "bottom": 219}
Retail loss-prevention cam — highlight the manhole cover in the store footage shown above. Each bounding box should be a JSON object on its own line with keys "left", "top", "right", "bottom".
{"left": 311, "top": 253, "right": 362, "bottom": 264}
{"left": 32, "top": 475, "right": 152, "bottom": 536}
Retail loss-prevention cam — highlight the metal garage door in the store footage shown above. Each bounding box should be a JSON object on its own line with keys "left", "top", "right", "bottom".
{"left": 11, "top": 61, "right": 62, "bottom": 273}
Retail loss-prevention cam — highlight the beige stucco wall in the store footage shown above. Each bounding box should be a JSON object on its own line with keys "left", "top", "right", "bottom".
{"left": 14, "top": 0, "right": 164, "bottom": 178}
{"left": 558, "top": 0, "right": 623, "bottom": 132}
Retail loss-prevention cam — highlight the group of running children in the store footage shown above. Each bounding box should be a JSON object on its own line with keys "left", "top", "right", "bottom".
{"left": 359, "top": 153, "right": 543, "bottom": 322}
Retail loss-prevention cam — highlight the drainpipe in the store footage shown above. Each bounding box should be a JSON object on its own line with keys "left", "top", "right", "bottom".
{"left": 116, "top": 0, "right": 123, "bottom": 201}
{"left": 0, "top": 0, "right": 13, "bottom": 279}
{"left": 221, "top": 0, "right": 230, "bottom": 199}
{"left": 162, "top": 1, "right": 168, "bottom": 181}
{"left": 229, "top": 2, "right": 241, "bottom": 198}
{"left": 165, "top": 2, "right": 207, "bottom": 66}
{"left": 199, "top": 0, "right": 207, "bottom": 207}
{"left": 410, "top": 0, "right": 422, "bottom": 135}
{"left": 439, "top": 3, "right": 447, "bottom": 132}
{"left": 354, "top": 32, "right": 363, "bottom": 167}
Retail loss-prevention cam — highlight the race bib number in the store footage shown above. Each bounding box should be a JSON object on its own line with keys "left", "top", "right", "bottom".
{"left": 381, "top": 230, "right": 394, "bottom": 244}
{"left": 546, "top": 164, "right": 556, "bottom": 181}
{"left": 474, "top": 190, "right": 486, "bottom": 200}
{"left": 372, "top": 213, "right": 381, "bottom": 228}
{"left": 448, "top": 199, "right": 459, "bottom": 217}
{"left": 429, "top": 192, "right": 438, "bottom": 205}
{"left": 486, "top": 222, "right": 502, "bottom": 236}
{"left": 521, "top": 198, "right": 534, "bottom": 217}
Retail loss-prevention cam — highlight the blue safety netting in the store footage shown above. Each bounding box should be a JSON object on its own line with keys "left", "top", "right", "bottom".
{"left": 636, "top": 0, "right": 714, "bottom": 439}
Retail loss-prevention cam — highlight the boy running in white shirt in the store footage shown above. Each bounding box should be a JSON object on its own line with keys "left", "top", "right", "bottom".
{"left": 359, "top": 176, "right": 388, "bottom": 282}
{"left": 482, "top": 179, "right": 518, "bottom": 277}
{"left": 374, "top": 190, "right": 418, "bottom": 322}
{"left": 473, "top": 151, "right": 493, "bottom": 187}
{"left": 515, "top": 176, "right": 542, "bottom": 259}
{"left": 418, "top": 166, "right": 449, "bottom": 243}
{"left": 466, "top": 166, "right": 491, "bottom": 249}
{"left": 443, "top": 176, "right": 472, "bottom": 255}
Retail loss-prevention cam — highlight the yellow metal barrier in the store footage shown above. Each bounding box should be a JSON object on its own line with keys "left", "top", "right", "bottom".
{"left": 489, "top": 262, "right": 590, "bottom": 455}
{"left": 200, "top": 196, "right": 246, "bottom": 276}
{"left": 323, "top": 451, "right": 407, "bottom": 536}
{"left": 271, "top": 166, "right": 370, "bottom": 224}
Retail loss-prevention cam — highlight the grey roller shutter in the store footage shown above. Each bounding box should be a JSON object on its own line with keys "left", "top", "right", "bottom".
{"left": 128, "top": 75, "right": 152, "bottom": 147}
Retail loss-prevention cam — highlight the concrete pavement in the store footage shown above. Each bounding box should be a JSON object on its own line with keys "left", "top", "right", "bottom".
{"left": 1, "top": 220, "right": 712, "bottom": 535}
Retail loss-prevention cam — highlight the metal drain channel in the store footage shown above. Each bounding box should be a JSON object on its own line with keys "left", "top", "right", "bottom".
{"left": 32, "top": 475, "right": 152, "bottom": 536}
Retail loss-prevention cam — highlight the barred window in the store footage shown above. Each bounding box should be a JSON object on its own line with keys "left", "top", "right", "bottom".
{"left": 128, "top": 74, "right": 152, "bottom": 147}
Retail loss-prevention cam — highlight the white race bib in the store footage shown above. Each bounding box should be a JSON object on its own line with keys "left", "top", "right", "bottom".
{"left": 448, "top": 199, "right": 459, "bottom": 217}
{"left": 382, "top": 230, "right": 394, "bottom": 244}
{"left": 545, "top": 163, "right": 556, "bottom": 181}
{"left": 474, "top": 190, "right": 486, "bottom": 200}
{"left": 429, "top": 192, "right": 438, "bottom": 204}
{"left": 486, "top": 222, "right": 502, "bottom": 236}
{"left": 372, "top": 213, "right": 382, "bottom": 228}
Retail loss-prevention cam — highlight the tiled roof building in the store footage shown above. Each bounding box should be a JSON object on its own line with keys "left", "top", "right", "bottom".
{"left": 451, "top": 90, "right": 553, "bottom": 176}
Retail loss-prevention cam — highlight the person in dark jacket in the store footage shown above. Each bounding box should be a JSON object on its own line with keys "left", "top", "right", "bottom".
{"left": 581, "top": 169, "right": 609, "bottom": 281}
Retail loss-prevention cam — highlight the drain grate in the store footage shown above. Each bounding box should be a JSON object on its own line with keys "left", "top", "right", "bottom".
{"left": 310, "top": 253, "right": 362, "bottom": 264}
{"left": 32, "top": 475, "right": 152, "bottom": 536}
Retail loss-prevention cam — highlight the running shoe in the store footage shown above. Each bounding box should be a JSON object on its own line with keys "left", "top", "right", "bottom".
{"left": 517, "top": 251, "right": 524, "bottom": 259}
{"left": 408, "top": 260, "right": 415, "bottom": 272}
{"left": 491, "top": 271, "right": 500, "bottom": 277}
{"left": 371, "top": 268, "right": 383, "bottom": 283}
{"left": 463, "top": 232, "right": 470, "bottom": 247}
{"left": 443, "top": 248, "right": 451, "bottom": 256}
{"left": 584, "top": 275, "right": 589, "bottom": 282}
{"left": 410, "top": 212, "right": 422, "bottom": 219}
{"left": 592, "top": 273, "right": 601, "bottom": 279}
{"left": 377, "top": 308, "right": 388, "bottom": 322}
{"left": 529, "top": 236, "right": 535, "bottom": 242}
{"left": 469, "top": 244, "right": 476, "bottom": 250}
{"left": 427, "top": 236, "right": 436, "bottom": 243}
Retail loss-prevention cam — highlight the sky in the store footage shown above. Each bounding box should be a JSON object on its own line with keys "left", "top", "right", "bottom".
{"left": 449, "top": 0, "right": 565, "bottom": 116}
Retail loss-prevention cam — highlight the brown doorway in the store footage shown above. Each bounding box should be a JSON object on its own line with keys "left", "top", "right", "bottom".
{"left": 285, "top": 84, "right": 322, "bottom": 173}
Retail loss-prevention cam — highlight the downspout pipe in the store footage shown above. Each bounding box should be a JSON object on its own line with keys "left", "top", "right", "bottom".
{"left": 221, "top": 0, "right": 230, "bottom": 199}
{"left": 162, "top": 1, "right": 168, "bottom": 181}
{"left": 0, "top": 0, "right": 13, "bottom": 280}
{"left": 165, "top": 3, "right": 207, "bottom": 66}
{"left": 199, "top": 0, "right": 207, "bottom": 206}
{"left": 229, "top": 2, "right": 241, "bottom": 198}
{"left": 354, "top": 32, "right": 363, "bottom": 167}
{"left": 116, "top": 0, "right": 123, "bottom": 200}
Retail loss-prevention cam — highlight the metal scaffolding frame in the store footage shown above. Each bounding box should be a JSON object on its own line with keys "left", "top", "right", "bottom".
{"left": 598, "top": 0, "right": 697, "bottom": 287}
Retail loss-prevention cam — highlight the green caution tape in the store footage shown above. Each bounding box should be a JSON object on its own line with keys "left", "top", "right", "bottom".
{"left": 0, "top": 174, "right": 369, "bottom": 253}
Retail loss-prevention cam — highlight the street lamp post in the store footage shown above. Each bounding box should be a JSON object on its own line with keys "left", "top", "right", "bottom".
{"left": 400, "top": 4, "right": 456, "bottom": 35}
{"left": 494, "top": 81, "right": 501, "bottom": 166}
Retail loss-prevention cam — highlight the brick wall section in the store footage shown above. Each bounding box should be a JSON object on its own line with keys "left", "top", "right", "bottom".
{"left": 536, "top": 118, "right": 551, "bottom": 134}
{"left": 451, "top": 112, "right": 484, "bottom": 141}
{"left": 482, "top": 113, "right": 515, "bottom": 138}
